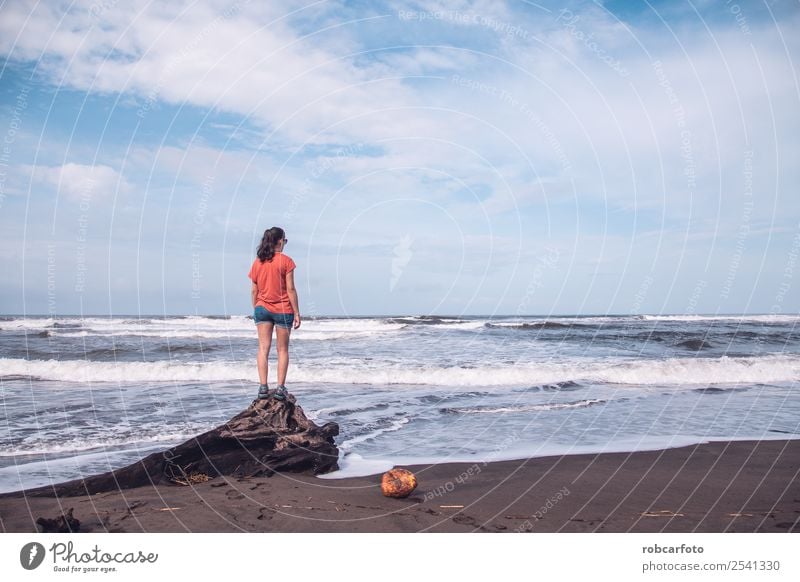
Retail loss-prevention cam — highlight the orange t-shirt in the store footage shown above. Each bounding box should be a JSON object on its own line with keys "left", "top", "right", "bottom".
{"left": 248, "top": 252, "right": 296, "bottom": 313}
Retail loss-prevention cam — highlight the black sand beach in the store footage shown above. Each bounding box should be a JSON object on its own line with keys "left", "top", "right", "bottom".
{"left": 1, "top": 439, "right": 798, "bottom": 533}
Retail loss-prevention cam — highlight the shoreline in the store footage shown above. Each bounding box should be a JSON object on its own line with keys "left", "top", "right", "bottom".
{"left": 1, "top": 439, "right": 798, "bottom": 533}
{"left": 320, "top": 434, "right": 800, "bottom": 479}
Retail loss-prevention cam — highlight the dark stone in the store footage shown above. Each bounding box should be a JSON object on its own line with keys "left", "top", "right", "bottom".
{"left": 36, "top": 507, "right": 80, "bottom": 532}
{"left": 13, "top": 393, "right": 339, "bottom": 498}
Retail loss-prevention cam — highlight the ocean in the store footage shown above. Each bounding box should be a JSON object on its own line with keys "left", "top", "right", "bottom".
{"left": 1, "top": 313, "right": 798, "bottom": 492}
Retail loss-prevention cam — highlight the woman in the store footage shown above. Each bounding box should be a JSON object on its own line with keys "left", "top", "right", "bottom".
{"left": 248, "top": 226, "right": 301, "bottom": 400}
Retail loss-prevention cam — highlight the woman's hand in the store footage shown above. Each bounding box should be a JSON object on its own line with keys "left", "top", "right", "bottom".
{"left": 293, "top": 314, "right": 301, "bottom": 329}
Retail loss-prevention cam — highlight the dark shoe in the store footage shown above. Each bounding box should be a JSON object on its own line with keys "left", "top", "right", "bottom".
{"left": 273, "top": 385, "right": 288, "bottom": 401}
{"left": 257, "top": 384, "right": 270, "bottom": 399}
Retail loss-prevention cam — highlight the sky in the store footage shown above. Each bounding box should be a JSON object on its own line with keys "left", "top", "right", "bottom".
{"left": 0, "top": 0, "right": 798, "bottom": 317}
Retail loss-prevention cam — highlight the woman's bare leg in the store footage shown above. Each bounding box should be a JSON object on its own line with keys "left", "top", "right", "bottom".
{"left": 256, "top": 322, "right": 274, "bottom": 385}
{"left": 275, "top": 325, "right": 291, "bottom": 385}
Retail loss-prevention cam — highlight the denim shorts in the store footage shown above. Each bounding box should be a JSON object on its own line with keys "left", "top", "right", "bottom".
{"left": 254, "top": 305, "right": 294, "bottom": 329}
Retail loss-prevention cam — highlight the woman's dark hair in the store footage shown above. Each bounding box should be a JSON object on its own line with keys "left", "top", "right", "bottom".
{"left": 256, "top": 227, "right": 285, "bottom": 262}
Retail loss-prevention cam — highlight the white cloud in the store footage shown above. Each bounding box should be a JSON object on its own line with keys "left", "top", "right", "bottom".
{"left": 4, "top": 1, "right": 793, "bottom": 224}
{"left": 31, "top": 163, "right": 128, "bottom": 202}
{"left": 1, "top": 0, "right": 426, "bottom": 144}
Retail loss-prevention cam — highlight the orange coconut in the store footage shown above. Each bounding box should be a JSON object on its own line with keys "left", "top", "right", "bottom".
{"left": 381, "top": 468, "right": 418, "bottom": 498}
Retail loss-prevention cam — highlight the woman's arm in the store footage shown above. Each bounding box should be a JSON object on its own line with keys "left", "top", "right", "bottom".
{"left": 251, "top": 282, "right": 258, "bottom": 308}
{"left": 285, "top": 270, "right": 301, "bottom": 328}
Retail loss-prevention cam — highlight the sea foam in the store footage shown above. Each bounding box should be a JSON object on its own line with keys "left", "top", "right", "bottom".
{"left": 3, "top": 353, "right": 798, "bottom": 386}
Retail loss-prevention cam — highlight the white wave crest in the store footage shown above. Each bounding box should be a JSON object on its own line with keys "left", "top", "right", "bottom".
{"left": 2, "top": 354, "right": 799, "bottom": 386}
{"left": 640, "top": 314, "right": 800, "bottom": 323}
{"left": 453, "top": 399, "right": 605, "bottom": 414}
{"left": 0, "top": 430, "right": 204, "bottom": 457}
{"left": 10, "top": 315, "right": 408, "bottom": 341}
{"left": 339, "top": 417, "right": 410, "bottom": 451}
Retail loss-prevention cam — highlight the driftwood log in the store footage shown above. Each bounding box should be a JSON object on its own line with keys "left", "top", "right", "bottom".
{"left": 12, "top": 393, "right": 339, "bottom": 498}
{"left": 36, "top": 507, "right": 81, "bottom": 532}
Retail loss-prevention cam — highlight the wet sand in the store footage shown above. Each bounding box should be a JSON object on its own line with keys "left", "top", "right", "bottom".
{"left": 1, "top": 439, "right": 798, "bottom": 532}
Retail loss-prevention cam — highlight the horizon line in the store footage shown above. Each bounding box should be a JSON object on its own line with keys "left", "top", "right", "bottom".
{"left": 2, "top": 312, "right": 796, "bottom": 318}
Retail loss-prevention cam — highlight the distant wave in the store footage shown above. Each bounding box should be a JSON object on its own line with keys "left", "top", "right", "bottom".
{"left": 310, "top": 403, "right": 390, "bottom": 418}
{"left": 49, "top": 330, "right": 257, "bottom": 339}
{"left": 4, "top": 314, "right": 798, "bottom": 338}
{"left": 339, "top": 417, "right": 410, "bottom": 451}
{"left": 485, "top": 321, "right": 573, "bottom": 330}
{"left": 441, "top": 399, "right": 606, "bottom": 414}
{"left": 515, "top": 380, "right": 584, "bottom": 392}
{"left": 80, "top": 347, "right": 140, "bottom": 359}
{"left": 40, "top": 326, "right": 797, "bottom": 344}
{"left": 1, "top": 315, "right": 409, "bottom": 340}
{"left": 0, "top": 429, "right": 206, "bottom": 457}
{"left": 640, "top": 314, "right": 800, "bottom": 323}
{"left": 3, "top": 353, "right": 799, "bottom": 386}
{"left": 692, "top": 386, "right": 751, "bottom": 394}
{"left": 673, "top": 339, "right": 714, "bottom": 351}
{"left": 47, "top": 329, "right": 399, "bottom": 341}
{"left": 385, "top": 315, "right": 469, "bottom": 325}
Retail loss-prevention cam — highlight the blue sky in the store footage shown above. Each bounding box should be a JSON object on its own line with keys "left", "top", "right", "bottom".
{"left": 0, "top": 0, "right": 798, "bottom": 316}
